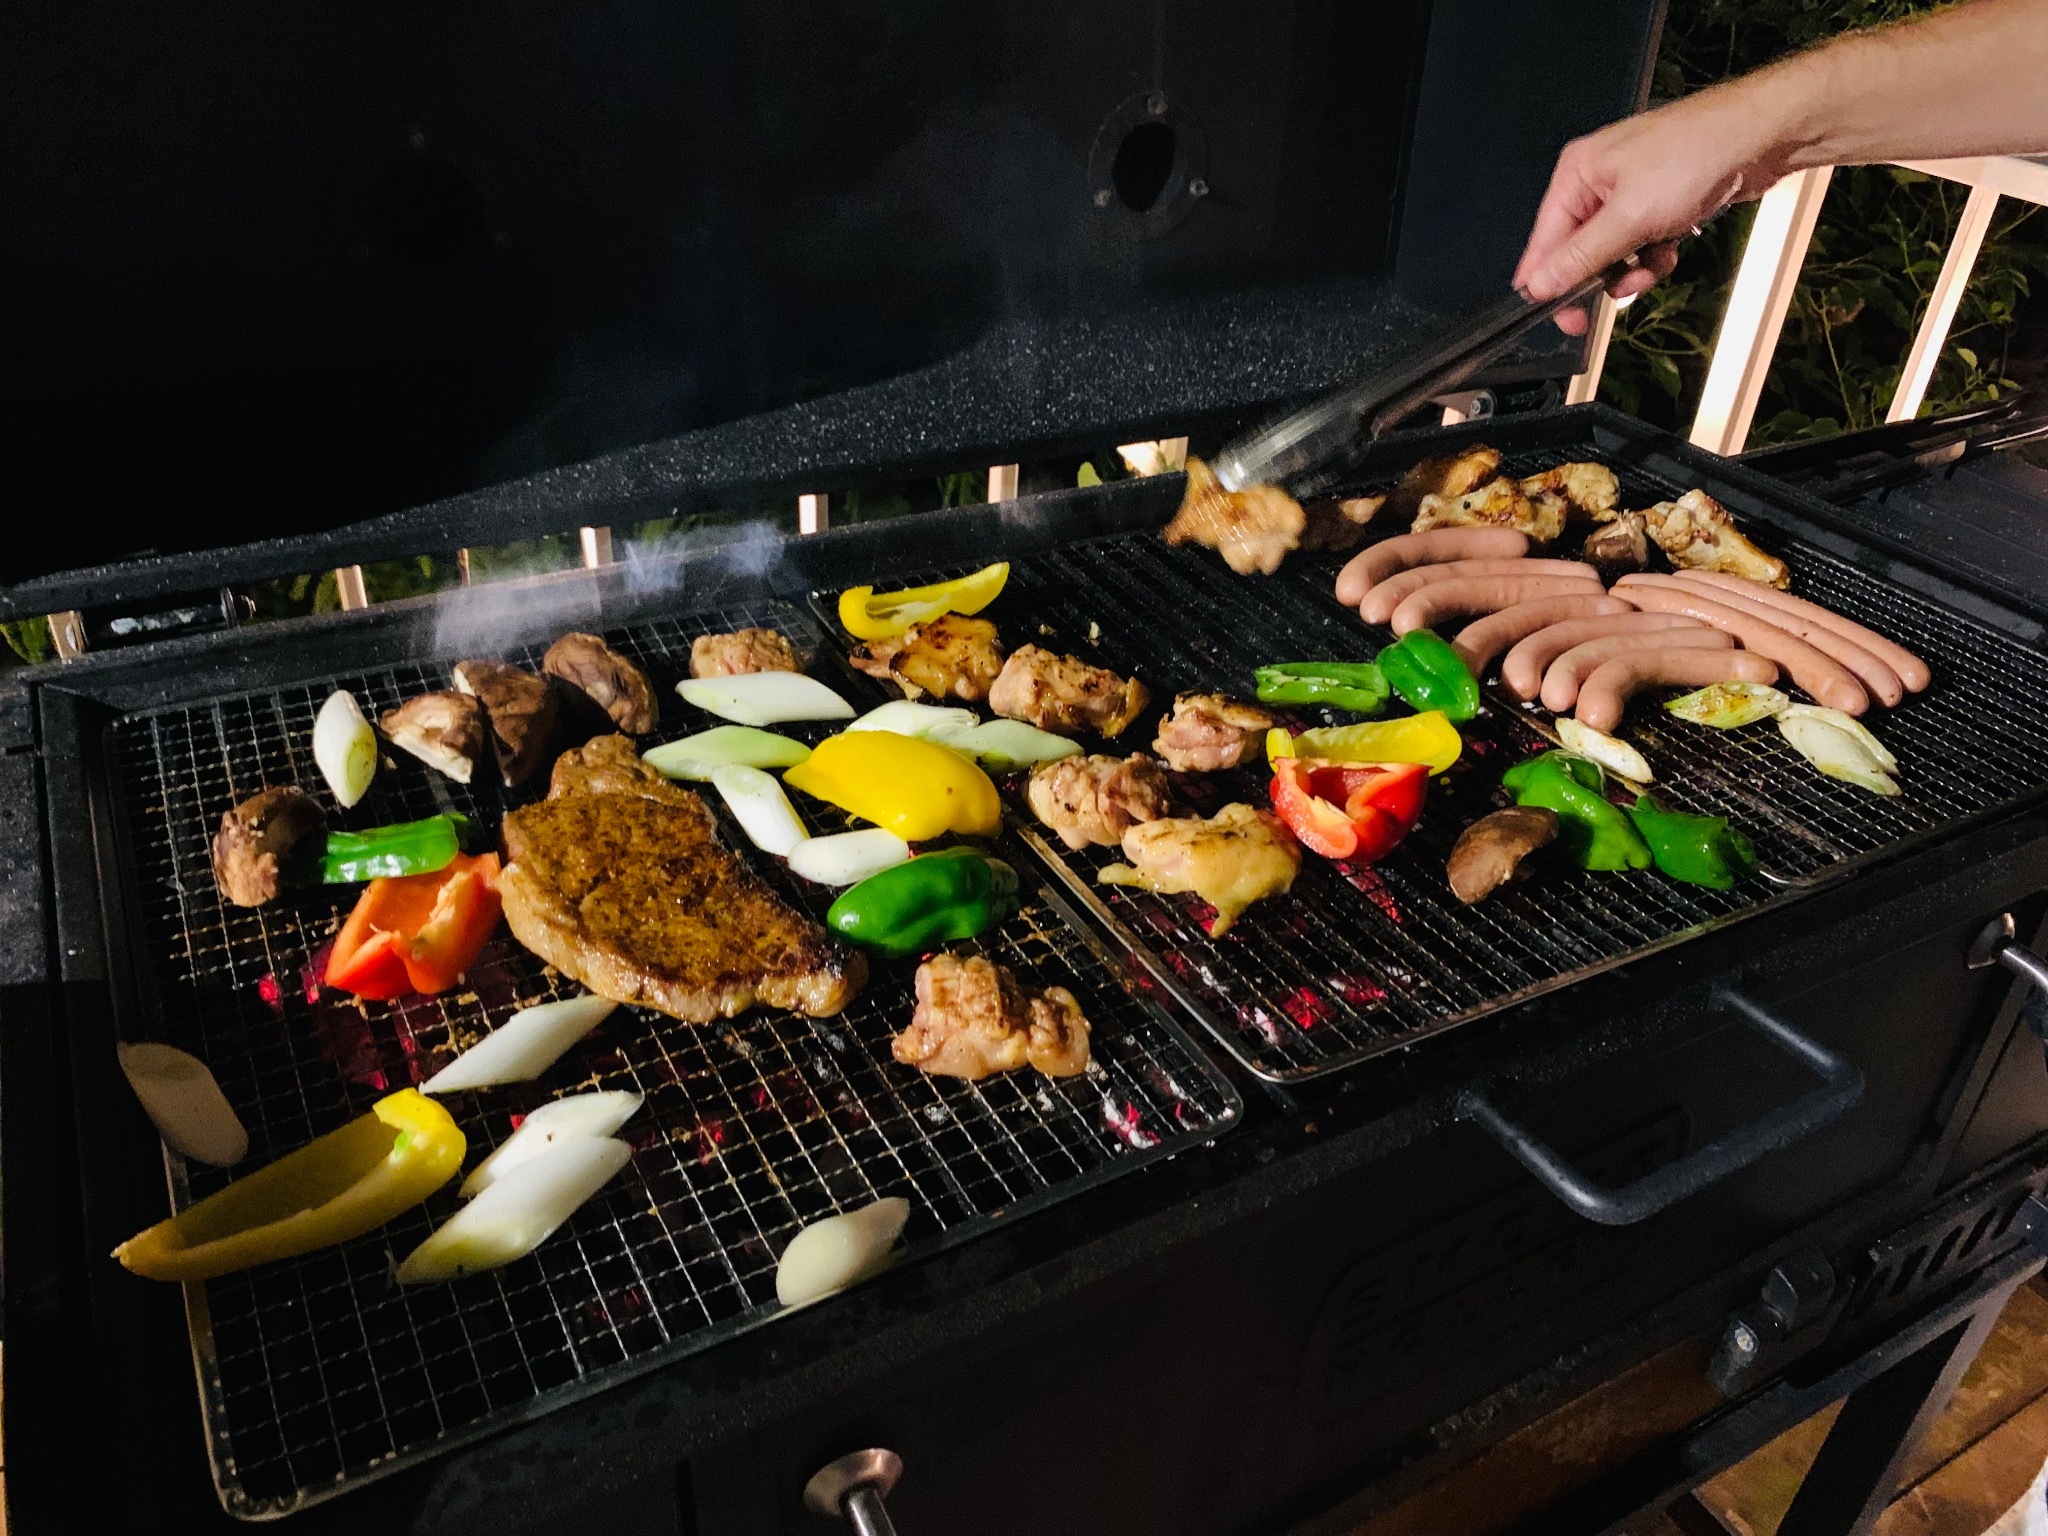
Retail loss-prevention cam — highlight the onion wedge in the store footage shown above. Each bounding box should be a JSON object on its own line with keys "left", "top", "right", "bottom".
{"left": 461, "top": 1091, "right": 643, "bottom": 1198}
{"left": 422, "top": 995, "right": 618, "bottom": 1093}
{"left": 938, "top": 718, "right": 1083, "bottom": 771}
{"left": 118, "top": 1042, "right": 249, "bottom": 1166}
{"left": 643, "top": 727, "right": 810, "bottom": 780}
{"left": 1778, "top": 708, "right": 1900, "bottom": 796}
{"left": 711, "top": 764, "right": 810, "bottom": 856}
{"left": 786, "top": 828, "right": 911, "bottom": 886}
{"left": 676, "top": 673, "right": 853, "bottom": 726}
{"left": 313, "top": 690, "right": 378, "bottom": 808}
{"left": 396, "top": 1137, "right": 632, "bottom": 1283}
{"left": 847, "top": 701, "right": 979, "bottom": 740}
{"left": 1555, "top": 718, "right": 1653, "bottom": 785}
{"left": 776, "top": 1197, "right": 911, "bottom": 1307}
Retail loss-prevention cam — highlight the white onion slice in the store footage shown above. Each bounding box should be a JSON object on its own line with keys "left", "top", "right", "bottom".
{"left": 421, "top": 995, "right": 618, "bottom": 1093}
{"left": 775, "top": 1197, "right": 910, "bottom": 1307}
{"left": 676, "top": 672, "right": 853, "bottom": 726}
{"left": 1782, "top": 703, "right": 1898, "bottom": 771}
{"left": 312, "top": 690, "right": 378, "bottom": 808}
{"left": 117, "top": 1042, "right": 249, "bottom": 1166}
{"left": 939, "top": 718, "right": 1082, "bottom": 772}
{"left": 397, "top": 1138, "right": 632, "bottom": 1283}
{"left": 1556, "top": 718, "right": 1653, "bottom": 785}
{"left": 1778, "top": 711, "right": 1900, "bottom": 796}
{"left": 786, "top": 828, "right": 911, "bottom": 886}
{"left": 643, "top": 726, "right": 810, "bottom": 780}
{"left": 461, "top": 1090, "right": 643, "bottom": 1198}
{"left": 711, "top": 764, "right": 810, "bottom": 857}
{"left": 848, "top": 700, "right": 980, "bottom": 739}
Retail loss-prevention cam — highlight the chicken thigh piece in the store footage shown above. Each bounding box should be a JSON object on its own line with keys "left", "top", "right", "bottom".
{"left": 1163, "top": 457, "right": 1308, "bottom": 576}
{"left": 1642, "top": 489, "right": 1791, "bottom": 589}
{"left": 850, "top": 614, "right": 1006, "bottom": 702}
{"left": 1412, "top": 476, "right": 1566, "bottom": 543}
{"left": 1098, "top": 803, "right": 1301, "bottom": 936}
{"left": 689, "top": 628, "right": 800, "bottom": 678}
{"left": 990, "top": 645, "right": 1150, "bottom": 738}
{"left": 892, "top": 954, "right": 1091, "bottom": 1080}
{"left": 1027, "top": 753, "right": 1172, "bottom": 850}
{"left": 1151, "top": 692, "right": 1275, "bottom": 773}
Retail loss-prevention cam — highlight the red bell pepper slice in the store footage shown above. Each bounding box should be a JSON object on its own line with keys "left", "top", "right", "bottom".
{"left": 325, "top": 853, "right": 502, "bottom": 1000}
{"left": 1269, "top": 759, "right": 1426, "bottom": 863}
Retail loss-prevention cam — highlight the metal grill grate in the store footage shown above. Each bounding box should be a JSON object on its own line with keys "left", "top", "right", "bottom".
{"left": 817, "top": 445, "right": 2048, "bottom": 1083}
{"left": 108, "top": 598, "right": 1240, "bottom": 1517}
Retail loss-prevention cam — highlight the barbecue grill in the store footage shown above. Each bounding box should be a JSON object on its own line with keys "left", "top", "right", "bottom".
{"left": 10, "top": 3, "right": 2048, "bottom": 1533}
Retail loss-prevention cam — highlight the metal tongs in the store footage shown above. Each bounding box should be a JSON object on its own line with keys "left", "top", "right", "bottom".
{"left": 1211, "top": 257, "right": 1638, "bottom": 497}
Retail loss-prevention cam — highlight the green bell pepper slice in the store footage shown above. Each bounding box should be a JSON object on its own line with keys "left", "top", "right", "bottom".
{"left": 1254, "top": 661, "right": 1389, "bottom": 715}
{"left": 1626, "top": 795, "right": 1756, "bottom": 890}
{"left": 826, "top": 847, "right": 1021, "bottom": 960}
{"left": 1501, "top": 752, "right": 1652, "bottom": 872}
{"left": 321, "top": 814, "right": 471, "bottom": 884}
{"left": 1377, "top": 629, "right": 1481, "bottom": 722}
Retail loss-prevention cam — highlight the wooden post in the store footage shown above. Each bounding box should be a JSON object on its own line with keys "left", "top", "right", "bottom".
{"left": 1888, "top": 182, "right": 2001, "bottom": 423}
{"left": 334, "top": 565, "right": 370, "bottom": 611}
{"left": 1565, "top": 293, "right": 1620, "bottom": 406}
{"left": 1690, "top": 167, "right": 1834, "bottom": 456}
{"left": 579, "top": 526, "right": 614, "bottom": 567}
{"left": 986, "top": 464, "right": 1020, "bottom": 502}
{"left": 46, "top": 611, "right": 85, "bottom": 659}
{"left": 798, "top": 494, "right": 830, "bottom": 534}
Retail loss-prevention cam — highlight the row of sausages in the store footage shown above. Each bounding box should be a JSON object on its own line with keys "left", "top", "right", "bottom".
{"left": 1333, "top": 528, "right": 1930, "bottom": 733}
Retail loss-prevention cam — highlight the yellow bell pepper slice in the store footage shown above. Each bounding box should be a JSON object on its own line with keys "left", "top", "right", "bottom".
{"left": 113, "top": 1089, "right": 465, "bottom": 1282}
{"left": 1266, "top": 711, "right": 1463, "bottom": 775}
{"left": 837, "top": 561, "right": 1010, "bottom": 641}
{"left": 784, "top": 731, "right": 1002, "bottom": 840}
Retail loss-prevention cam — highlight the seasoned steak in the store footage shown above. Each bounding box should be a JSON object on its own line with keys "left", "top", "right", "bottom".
{"left": 499, "top": 736, "right": 865, "bottom": 1020}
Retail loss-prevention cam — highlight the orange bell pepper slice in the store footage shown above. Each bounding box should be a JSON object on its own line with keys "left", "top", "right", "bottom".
{"left": 325, "top": 852, "right": 502, "bottom": 999}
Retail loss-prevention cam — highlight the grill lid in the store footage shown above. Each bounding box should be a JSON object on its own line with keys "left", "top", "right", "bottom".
{"left": 0, "top": 0, "right": 1662, "bottom": 616}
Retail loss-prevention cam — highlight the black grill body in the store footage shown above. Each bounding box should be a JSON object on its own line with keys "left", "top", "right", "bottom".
{"left": 6, "top": 405, "right": 2048, "bottom": 1533}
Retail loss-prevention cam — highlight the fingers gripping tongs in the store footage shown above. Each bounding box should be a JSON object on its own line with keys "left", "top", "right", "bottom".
{"left": 1210, "top": 258, "right": 1636, "bottom": 497}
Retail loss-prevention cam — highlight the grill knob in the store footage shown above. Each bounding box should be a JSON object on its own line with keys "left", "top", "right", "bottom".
{"left": 804, "top": 1448, "right": 903, "bottom": 1535}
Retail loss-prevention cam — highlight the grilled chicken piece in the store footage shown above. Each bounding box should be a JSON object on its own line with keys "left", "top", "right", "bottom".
{"left": 1151, "top": 692, "right": 1275, "bottom": 773}
{"left": 545, "top": 633, "right": 658, "bottom": 734}
{"left": 381, "top": 691, "right": 486, "bottom": 784}
{"left": 892, "top": 953, "right": 1091, "bottom": 1081}
{"left": 211, "top": 787, "right": 325, "bottom": 908}
{"left": 1520, "top": 462, "right": 1622, "bottom": 527}
{"left": 1026, "top": 754, "right": 1172, "bottom": 851}
{"left": 1163, "top": 456, "right": 1307, "bottom": 576}
{"left": 453, "top": 660, "right": 562, "bottom": 788}
{"left": 989, "top": 645, "right": 1150, "bottom": 738}
{"left": 850, "top": 614, "right": 1006, "bottom": 702}
{"left": 1385, "top": 446, "right": 1503, "bottom": 524}
{"left": 500, "top": 736, "right": 864, "bottom": 1020}
{"left": 1412, "top": 476, "right": 1565, "bottom": 543}
{"left": 1098, "top": 802, "right": 1301, "bottom": 936}
{"left": 1299, "top": 495, "right": 1386, "bottom": 553}
{"left": 689, "top": 628, "right": 799, "bottom": 678}
{"left": 1581, "top": 510, "right": 1649, "bottom": 580}
{"left": 1642, "top": 489, "right": 1790, "bottom": 589}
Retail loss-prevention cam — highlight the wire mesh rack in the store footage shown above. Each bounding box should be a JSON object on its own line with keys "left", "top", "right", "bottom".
{"left": 106, "top": 597, "right": 1241, "bottom": 1517}
{"left": 812, "top": 442, "right": 2048, "bottom": 1084}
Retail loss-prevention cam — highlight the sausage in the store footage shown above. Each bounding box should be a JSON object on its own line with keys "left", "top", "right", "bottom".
{"left": 1611, "top": 578, "right": 1871, "bottom": 715}
{"left": 1360, "top": 559, "right": 1600, "bottom": 625}
{"left": 1334, "top": 528, "right": 1532, "bottom": 606}
{"left": 1576, "top": 651, "right": 1781, "bottom": 733}
{"left": 1658, "top": 573, "right": 1904, "bottom": 706}
{"left": 1539, "top": 629, "right": 1735, "bottom": 713}
{"left": 1389, "top": 575, "right": 1606, "bottom": 636}
{"left": 1452, "top": 594, "right": 1636, "bottom": 674}
{"left": 1663, "top": 570, "right": 1930, "bottom": 693}
{"left": 1499, "top": 614, "right": 1716, "bottom": 702}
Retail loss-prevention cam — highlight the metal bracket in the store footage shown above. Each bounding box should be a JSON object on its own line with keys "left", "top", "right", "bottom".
{"left": 1967, "top": 912, "right": 2048, "bottom": 1031}
{"left": 805, "top": 1448, "right": 903, "bottom": 1535}
{"left": 1709, "top": 1250, "right": 1842, "bottom": 1396}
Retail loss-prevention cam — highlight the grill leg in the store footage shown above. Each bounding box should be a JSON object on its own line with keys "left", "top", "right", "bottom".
{"left": 1774, "top": 1286, "right": 2012, "bottom": 1536}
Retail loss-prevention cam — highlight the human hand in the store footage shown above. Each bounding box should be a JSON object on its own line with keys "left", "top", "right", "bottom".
{"left": 1513, "top": 84, "right": 1791, "bottom": 334}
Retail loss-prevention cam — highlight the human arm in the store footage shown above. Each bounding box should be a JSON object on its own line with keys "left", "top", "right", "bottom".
{"left": 1515, "top": 0, "right": 2048, "bottom": 331}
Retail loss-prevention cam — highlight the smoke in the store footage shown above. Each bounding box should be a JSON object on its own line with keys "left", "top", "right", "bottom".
{"left": 427, "top": 515, "right": 789, "bottom": 659}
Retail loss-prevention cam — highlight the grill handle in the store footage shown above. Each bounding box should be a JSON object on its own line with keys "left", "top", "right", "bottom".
{"left": 805, "top": 1449, "right": 904, "bottom": 1536}
{"left": 1456, "top": 991, "right": 1864, "bottom": 1227}
{"left": 1967, "top": 913, "right": 2048, "bottom": 1000}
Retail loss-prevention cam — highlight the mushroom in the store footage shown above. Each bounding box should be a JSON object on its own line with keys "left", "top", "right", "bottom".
{"left": 543, "top": 632, "right": 658, "bottom": 734}
{"left": 1446, "top": 807, "right": 1560, "bottom": 904}
{"left": 381, "top": 691, "right": 486, "bottom": 784}
{"left": 211, "top": 787, "right": 326, "bottom": 908}
{"left": 1582, "top": 510, "right": 1649, "bottom": 580}
{"left": 452, "top": 660, "right": 562, "bottom": 787}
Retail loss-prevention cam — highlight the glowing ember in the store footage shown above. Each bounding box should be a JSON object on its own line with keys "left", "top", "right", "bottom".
{"left": 1280, "top": 986, "right": 1333, "bottom": 1030}
{"left": 691, "top": 1116, "right": 727, "bottom": 1165}
{"left": 1339, "top": 865, "right": 1403, "bottom": 925}
{"left": 299, "top": 957, "right": 326, "bottom": 1005}
{"left": 1101, "top": 1097, "right": 1160, "bottom": 1149}
{"left": 256, "top": 973, "right": 284, "bottom": 1011}
{"left": 1236, "top": 1003, "right": 1284, "bottom": 1046}
{"left": 1333, "top": 973, "right": 1388, "bottom": 1008}
{"left": 508, "top": 1112, "right": 527, "bottom": 1132}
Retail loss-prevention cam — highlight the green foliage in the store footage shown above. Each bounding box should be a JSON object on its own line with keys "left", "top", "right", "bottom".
{"left": 1603, "top": 0, "right": 2047, "bottom": 444}
{"left": 0, "top": 617, "right": 52, "bottom": 666}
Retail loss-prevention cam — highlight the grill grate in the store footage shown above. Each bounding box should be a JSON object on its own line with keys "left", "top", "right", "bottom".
{"left": 108, "top": 598, "right": 1239, "bottom": 1516}
{"left": 816, "top": 443, "right": 2048, "bottom": 1082}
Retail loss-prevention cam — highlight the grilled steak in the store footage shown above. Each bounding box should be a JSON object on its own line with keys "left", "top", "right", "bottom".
{"left": 499, "top": 736, "right": 865, "bottom": 1020}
